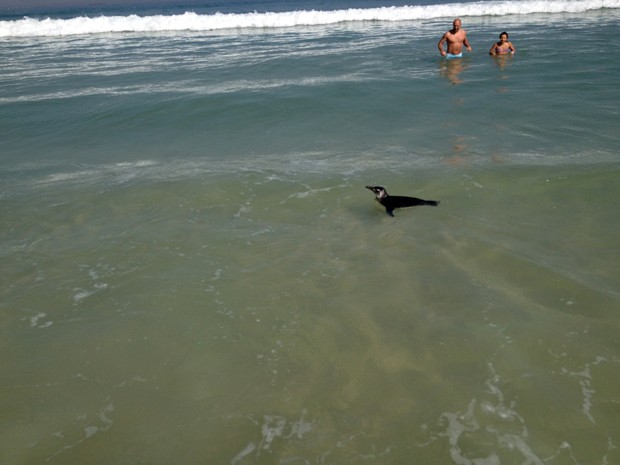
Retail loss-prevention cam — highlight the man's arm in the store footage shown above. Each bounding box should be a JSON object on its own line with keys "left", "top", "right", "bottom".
{"left": 438, "top": 34, "right": 447, "bottom": 56}
{"left": 463, "top": 35, "right": 472, "bottom": 52}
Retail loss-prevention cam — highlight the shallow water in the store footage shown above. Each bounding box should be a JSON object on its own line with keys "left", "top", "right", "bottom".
{"left": 3, "top": 162, "right": 619, "bottom": 464}
{"left": 1, "top": 2, "right": 620, "bottom": 464}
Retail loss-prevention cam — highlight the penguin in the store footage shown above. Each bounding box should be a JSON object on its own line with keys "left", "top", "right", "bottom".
{"left": 366, "top": 185, "right": 440, "bottom": 217}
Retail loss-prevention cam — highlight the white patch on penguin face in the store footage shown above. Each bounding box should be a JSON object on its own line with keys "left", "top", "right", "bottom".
{"left": 366, "top": 186, "right": 386, "bottom": 198}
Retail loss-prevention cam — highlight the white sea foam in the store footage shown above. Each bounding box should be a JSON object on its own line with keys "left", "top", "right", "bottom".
{"left": 0, "top": 74, "right": 371, "bottom": 104}
{"left": 231, "top": 411, "right": 314, "bottom": 463}
{"left": 429, "top": 364, "right": 547, "bottom": 465}
{"left": 2, "top": 1, "right": 619, "bottom": 37}
{"left": 29, "top": 312, "right": 53, "bottom": 328}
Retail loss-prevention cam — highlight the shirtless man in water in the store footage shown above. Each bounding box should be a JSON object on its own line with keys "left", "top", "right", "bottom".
{"left": 438, "top": 18, "right": 472, "bottom": 58}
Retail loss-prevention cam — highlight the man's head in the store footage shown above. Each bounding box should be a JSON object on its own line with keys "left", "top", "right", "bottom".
{"left": 452, "top": 18, "right": 462, "bottom": 31}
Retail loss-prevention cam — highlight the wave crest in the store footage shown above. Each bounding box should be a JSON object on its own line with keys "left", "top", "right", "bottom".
{"left": 1, "top": 0, "right": 619, "bottom": 37}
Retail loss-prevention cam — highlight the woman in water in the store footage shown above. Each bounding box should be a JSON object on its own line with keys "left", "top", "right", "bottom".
{"left": 489, "top": 31, "right": 515, "bottom": 55}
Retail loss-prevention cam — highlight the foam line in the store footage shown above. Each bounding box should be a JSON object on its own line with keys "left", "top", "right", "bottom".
{"left": 1, "top": 1, "right": 619, "bottom": 37}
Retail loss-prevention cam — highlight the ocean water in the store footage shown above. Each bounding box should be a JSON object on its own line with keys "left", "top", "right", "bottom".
{"left": 1, "top": 1, "right": 620, "bottom": 464}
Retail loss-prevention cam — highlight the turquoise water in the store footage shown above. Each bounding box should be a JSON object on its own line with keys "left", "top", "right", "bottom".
{"left": 1, "top": 2, "right": 620, "bottom": 464}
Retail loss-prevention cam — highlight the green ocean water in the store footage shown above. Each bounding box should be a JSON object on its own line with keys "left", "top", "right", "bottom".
{"left": 3, "top": 163, "right": 619, "bottom": 464}
{"left": 2, "top": 5, "right": 620, "bottom": 465}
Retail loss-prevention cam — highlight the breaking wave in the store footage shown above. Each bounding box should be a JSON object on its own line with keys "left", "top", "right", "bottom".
{"left": 1, "top": 0, "right": 619, "bottom": 37}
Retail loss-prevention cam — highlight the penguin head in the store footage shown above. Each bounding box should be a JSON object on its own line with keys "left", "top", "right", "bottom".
{"left": 366, "top": 185, "right": 388, "bottom": 199}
